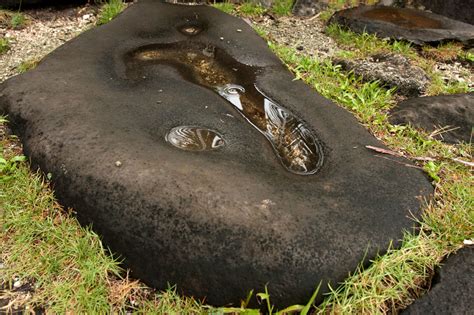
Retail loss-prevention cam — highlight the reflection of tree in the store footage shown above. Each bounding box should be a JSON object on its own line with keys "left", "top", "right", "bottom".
{"left": 217, "top": 83, "right": 323, "bottom": 175}
{"left": 166, "top": 127, "right": 224, "bottom": 151}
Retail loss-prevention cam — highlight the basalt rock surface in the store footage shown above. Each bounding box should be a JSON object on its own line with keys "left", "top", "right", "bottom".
{"left": 334, "top": 53, "right": 430, "bottom": 96}
{"left": 402, "top": 247, "right": 474, "bottom": 314}
{"left": 292, "top": 0, "right": 328, "bottom": 17}
{"left": 390, "top": 93, "right": 474, "bottom": 144}
{"left": 329, "top": 5, "right": 474, "bottom": 47}
{"left": 0, "top": 0, "right": 433, "bottom": 307}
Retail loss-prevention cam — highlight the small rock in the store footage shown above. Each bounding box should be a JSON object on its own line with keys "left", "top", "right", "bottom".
{"left": 13, "top": 279, "right": 21, "bottom": 288}
{"left": 115, "top": 161, "right": 122, "bottom": 167}
{"left": 334, "top": 53, "right": 430, "bottom": 97}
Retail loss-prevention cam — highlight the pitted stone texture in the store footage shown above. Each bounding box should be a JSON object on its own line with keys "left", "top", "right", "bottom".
{"left": 329, "top": 5, "right": 474, "bottom": 47}
{"left": 390, "top": 93, "right": 474, "bottom": 144}
{"left": 0, "top": 0, "right": 432, "bottom": 307}
{"left": 334, "top": 53, "right": 430, "bottom": 96}
{"left": 292, "top": 0, "right": 328, "bottom": 17}
{"left": 402, "top": 246, "right": 474, "bottom": 314}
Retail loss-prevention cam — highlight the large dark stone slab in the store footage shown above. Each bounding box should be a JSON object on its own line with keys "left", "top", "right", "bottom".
{"left": 329, "top": 5, "right": 474, "bottom": 47}
{"left": 402, "top": 246, "right": 474, "bottom": 314}
{"left": 390, "top": 93, "right": 474, "bottom": 144}
{"left": 0, "top": 0, "right": 432, "bottom": 307}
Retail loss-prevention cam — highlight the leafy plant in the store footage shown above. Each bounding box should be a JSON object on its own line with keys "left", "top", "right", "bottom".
{"left": 0, "top": 154, "right": 26, "bottom": 182}
{"left": 423, "top": 161, "right": 442, "bottom": 182}
{"left": 96, "top": 0, "right": 125, "bottom": 26}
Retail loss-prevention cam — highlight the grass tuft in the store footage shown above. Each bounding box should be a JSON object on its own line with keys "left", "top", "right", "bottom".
{"left": 96, "top": 0, "right": 125, "bottom": 26}
{"left": 17, "top": 58, "right": 40, "bottom": 74}
{"left": 271, "top": 0, "right": 294, "bottom": 16}
{"left": 10, "top": 12, "right": 26, "bottom": 29}
{"left": 238, "top": 2, "right": 266, "bottom": 16}
{"left": 421, "top": 42, "right": 464, "bottom": 62}
{"left": 212, "top": 1, "right": 235, "bottom": 14}
{"left": 0, "top": 37, "right": 10, "bottom": 55}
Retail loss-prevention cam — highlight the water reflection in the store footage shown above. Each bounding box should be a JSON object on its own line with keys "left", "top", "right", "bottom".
{"left": 217, "top": 83, "right": 323, "bottom": 175}
{"left": 361, "top": 7, "right": 442, "bottom": 29}
{"left": 126, "top": 43, "right": 324, "bottom": 175}
{"left": 166, "top": 126, "right": 225, "bottom": 151}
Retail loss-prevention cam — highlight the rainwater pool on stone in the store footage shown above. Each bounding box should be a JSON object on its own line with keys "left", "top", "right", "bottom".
{"left": 166, "top": 126, "right": 225, "bottom": 151}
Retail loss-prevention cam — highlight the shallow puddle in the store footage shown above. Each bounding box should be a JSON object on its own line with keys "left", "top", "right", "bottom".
{"left": 360, "top": 7, "right": 442, "bottom": 29}
{"left": 125, "top": 42, "right": 324, "bottom": 175}
{"left": 166, "top": 126, "right": 225, "bottom": 151}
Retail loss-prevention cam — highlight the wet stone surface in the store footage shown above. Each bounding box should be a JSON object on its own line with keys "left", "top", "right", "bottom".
{"left": 329, "top": 5, "right": 474, "bottom": 47}
{"left": 402, "top": 246, "right": 474, "bottom": 315}
{"left": 390, "top": 93, "right": 474, "bottom": 144}
{"left": 0, "top": 0, "right": 433, "bottom": 308}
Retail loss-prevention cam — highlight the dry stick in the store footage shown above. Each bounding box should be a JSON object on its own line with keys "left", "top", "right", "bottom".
{"left": 366, "top": 145, "right": 473, "bottom": 167}
{"left": 366, "top": 145, "right": 436, "bottom": 161}
{"left": 451, "top": 158, "right": 474, "bottom": 168}
{"left": 375, "top": 155, "right": 423, "bottom": 169}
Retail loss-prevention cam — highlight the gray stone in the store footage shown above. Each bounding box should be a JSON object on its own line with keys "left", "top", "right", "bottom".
{"left": 0, "top": 0, "right": 433, "bottom": 307}
{"left": 334, "top": 53, "right": 430, "bottom": 96}
{"left": 329, "top": 5, "right": 474, "bottom": 48}
{"left": 402, "top": 246, "right": 474, "bottom": 314}
{"left": 390, "top": 93, "right": 474, "bottom": 144}
{"left": 292, "top": 0, "right": 328, "bottom": 17}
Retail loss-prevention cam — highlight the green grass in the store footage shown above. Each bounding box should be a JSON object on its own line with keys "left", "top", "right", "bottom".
{"left": 0, "top": 37, "right": 10, "bottom": 55}
{"left": 96, "top": 0, "right": 125, "bottom": 26}
{"left": 17, "top": 58, "right": 39, "bottom": 74}
{"left": 459, "top": 51, "right": 474, "bottom": 63}
{"left": 212, "top": 1, "right": 235, "bottom": 14}
{"left": 0, "top": 10, "right": 27, "bottom": 29}
{"left": 271, "top": 0, "right": 294, "bottom": 16}
{"left": 10, "top": 12, "right": 26, "bottom": 29}
{"left": 238, "top": 2, "right": 266, "bottom": 16}
{"left": 326, "top": 23, "right": 417, "bottom": 59}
